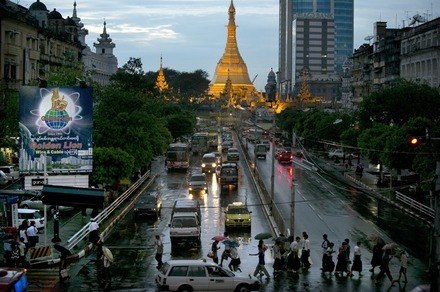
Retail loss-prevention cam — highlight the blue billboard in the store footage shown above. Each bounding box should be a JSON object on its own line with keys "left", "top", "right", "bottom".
{"left": 19, "top": 86, "right": 93, "bottom": 174}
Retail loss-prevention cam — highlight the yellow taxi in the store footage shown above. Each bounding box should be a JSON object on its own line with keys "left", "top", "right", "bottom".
{"left": 224, "top": 202, "right": 252, "bottom": 229}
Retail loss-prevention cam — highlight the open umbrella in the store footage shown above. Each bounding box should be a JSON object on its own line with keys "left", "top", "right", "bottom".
{"left": 272, "top": 236, "right": 290, "bottom": 243}
{"left": 254, "top": 232, "right": 273, "bottom": 240}
{"left": 53, "top": 244, "right": 72, "bottom": 257}
{"left": 382, "top": 243, "right": 399, "bottom": 250}
{"left": 211, "top": 235, "right": 227, "bottom": 241}
{"left": 103, "top": 246, "right": 114, "bottom": 262}
{"left": 222, "top": 239, "right": 240, "bottom": 248}
{"left": 368, "top": 235, "right": 385, "bottom": 246}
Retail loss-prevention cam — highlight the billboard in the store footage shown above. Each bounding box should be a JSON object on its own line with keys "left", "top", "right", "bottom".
{"left": 19, "top": 86, "right": 93, "bottom": 174}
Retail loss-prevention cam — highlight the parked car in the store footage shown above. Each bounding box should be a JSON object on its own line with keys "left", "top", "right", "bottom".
{"left": 188, "top": 173, "right": 208, "bottom": 195}
{"left": 226, "top": 147, "right": 240, "bottom": 161}
{"left": 0, "top": 165, "right": 19, "bottom": 182}
{"left": 276, "top": 149, "right": 293, "bottom": 164}
{"left": 133, "top": 192, "right": 162, "bottom": 219}
{"left": 0, "top": 170, "right": 8, "bottom": 185}
{"left": 328, "top": 149, "right": 358, "bottom": 160}
{"left": 17, "top": 208, "right": 45, "bottom": 229}
{"left": 225, "top": 202, "right": 252, "bottom": 229}
{"left": 20, "top": 195, "right": 74, "bottom": 213}
{"left": 156, "top": 259, "right": 260, "bottom": 292}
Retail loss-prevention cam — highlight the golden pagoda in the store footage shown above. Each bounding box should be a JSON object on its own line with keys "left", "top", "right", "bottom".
{"left": 155, "top": 56, "right": 169, "bottom": 92}
{"left": 208, "top": 0, "right": 258, "bottom": 102}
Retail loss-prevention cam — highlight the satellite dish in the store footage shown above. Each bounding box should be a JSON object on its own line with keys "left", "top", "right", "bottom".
{"left": 409, "top": 14, "right": 426, "bottom": 26}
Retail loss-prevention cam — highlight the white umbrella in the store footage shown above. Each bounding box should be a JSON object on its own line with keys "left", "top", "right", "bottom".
{"left": 103, "top": 246, "right": 114, "bottom": 262}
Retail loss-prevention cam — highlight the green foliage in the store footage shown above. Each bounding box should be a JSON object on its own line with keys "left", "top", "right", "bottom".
{"left": 0, "top": 88, "right": 19, "bottom": 147}
{"left": 90, "top": 147, "right": 135, "bottom": 187}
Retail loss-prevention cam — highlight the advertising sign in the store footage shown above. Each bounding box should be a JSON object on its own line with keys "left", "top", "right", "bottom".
{"left": 19, "top": 86, "right": 93, "bottom": 174}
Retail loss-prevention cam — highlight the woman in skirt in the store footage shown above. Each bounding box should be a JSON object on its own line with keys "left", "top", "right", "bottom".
{"left": 350, "top": 241, "right": 363, "bottom": 277}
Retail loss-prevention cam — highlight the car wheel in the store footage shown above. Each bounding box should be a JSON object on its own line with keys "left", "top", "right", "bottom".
{"left": 235, "top": 284, "right": 250, "bottom": 292}
{"left": 178, "top": 285, "right": 193, "bottom": 292}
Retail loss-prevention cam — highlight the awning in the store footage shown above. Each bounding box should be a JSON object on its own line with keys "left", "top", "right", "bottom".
{"left": 42, "top": 185, "right": 104, "bottom": 209}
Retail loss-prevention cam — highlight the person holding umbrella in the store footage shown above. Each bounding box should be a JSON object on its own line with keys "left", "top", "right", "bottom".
{"left": 54, "top": 244, "right": 72, "bottom": 283}
{"left": 211, "top": 240, "right": 220, "bottom": 264}
{"left": 375, "top": 248, "right": 394, "bottom": 284}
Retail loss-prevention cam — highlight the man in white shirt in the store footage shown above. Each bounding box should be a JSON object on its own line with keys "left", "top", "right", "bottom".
{"left": 88, "top": 218, "right": 99, "bottom": 244}
{"left": 26, "top": 221, "right": 38, "bottom": 248}
{"left": 154, "top": 235, "right": 164, "bottom": 269}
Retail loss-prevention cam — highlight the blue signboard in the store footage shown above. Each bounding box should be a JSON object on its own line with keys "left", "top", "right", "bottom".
{"left": 19, "top": 86, "right": 93, "bottom": 174}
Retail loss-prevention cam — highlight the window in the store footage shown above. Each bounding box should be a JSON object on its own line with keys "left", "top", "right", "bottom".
{"left": 169, "top": 266, "right": 188, "bottom": 277}
{"left": 188, "top": 266, "right": 206, "bottom": 277}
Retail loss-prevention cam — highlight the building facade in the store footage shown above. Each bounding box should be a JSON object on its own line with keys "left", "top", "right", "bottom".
{"left": 0, "top": 0, "right": 117, "bottom": 90}
{"left": 278, "top": 0, "right": 353, "bottom": 101}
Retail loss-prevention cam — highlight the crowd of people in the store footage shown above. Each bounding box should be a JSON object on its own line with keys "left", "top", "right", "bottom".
{"left": 203, "top": 231, "right": 409, "bottom": 287}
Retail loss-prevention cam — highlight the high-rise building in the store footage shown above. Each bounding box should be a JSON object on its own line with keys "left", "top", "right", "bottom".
{"left": 279, "top": 0, "right": 353, "bottom": 100}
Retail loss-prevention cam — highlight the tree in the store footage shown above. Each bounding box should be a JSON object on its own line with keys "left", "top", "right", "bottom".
{"left": 90, "top": 147, "right": 135, "bottom": 187}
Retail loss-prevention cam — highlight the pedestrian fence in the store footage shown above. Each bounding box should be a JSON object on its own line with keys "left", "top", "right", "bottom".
{"left": 28, "top": 245, "right": 53, "bottom": 265}
{"left": 395, "top": 191, "right": 435, "bottom": 220}
{"left": 66, "top": 169, "right": 152, "bottom": 251}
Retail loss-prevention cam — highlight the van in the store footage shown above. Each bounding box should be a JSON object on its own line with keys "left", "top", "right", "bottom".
{"left": 201, "top": 153, "right": 217, "bottom": 173}
{"left": 0, "top": 165, "right": 19, "bottom": 182}
{"left": 172, "top": 199, "right": 201, "bottom": 222}
{"left": 156, "top": 259, "right": 260, "bottom": 292}
{"left": 17, "top": 208, "right": 45, "bottom": 229}
{"left": 169, "top": 212, "right": 201, "bottom": 247}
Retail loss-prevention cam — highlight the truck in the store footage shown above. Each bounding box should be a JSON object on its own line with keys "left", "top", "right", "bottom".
{"left": 169, "top": 211, "right": 201, "bottom": 247}
{"left": 254, "top": 144, "right": 267, "bottom": 160}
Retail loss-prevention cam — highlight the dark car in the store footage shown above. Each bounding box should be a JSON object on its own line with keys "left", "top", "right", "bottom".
{"left": 276, "top": 150, "right": 293, "bottom": 164}
{"left": 133, "top": 192, "right": 162, "bottom": 218}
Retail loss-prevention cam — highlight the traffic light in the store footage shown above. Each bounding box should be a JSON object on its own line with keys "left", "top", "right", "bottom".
{"left": 409, "top": 136, "right": 428, "bottom": 146}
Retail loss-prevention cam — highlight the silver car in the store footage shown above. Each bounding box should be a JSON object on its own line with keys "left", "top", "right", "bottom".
{"left": 0, "top": 170, "right": 8, "bottom": 185}
{"left": 20, "top": 195, "right": 74, "bottom": 213}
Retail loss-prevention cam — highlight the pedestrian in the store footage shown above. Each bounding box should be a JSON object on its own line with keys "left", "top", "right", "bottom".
{"left": 300, "top": 233, "right": 311, "bottom": 270}
{"left": 350, "top": 241, "right": 363, "bottom": 277}
{"left": 335, "top": 241, "right": 348, "bottom": 276}
{"left": 19, "top": 225, "right": 28, "bottom": 250}
{"left": 211, "top": 240, "right": 220, "bottom": 264}
{"left": 26, "top": 221, "right": 39, "bottom": 248}
{"left": 370, "top": 242, "right": 384, "bottom": 273}
{"left": 323, "top": 242, "right": 335, "bottom": 274}
{"left": 321, "top": 234, "right": 330, "bottom": 271}
{"left": 89, "top": 218, "right": 100, "bottom": 245}
{"left": 228, "top": 246, "right": 241, "bottom": 272}
{"left": 250, "top": 242, "right": 270, "bottom": 280}
{"left": 220, "top": 232, "right": 231, "bottom": 267}
{"left": 17, "top": 237, "right": 26, "bottom": 267}
{"left": 272, "top": 240, "right": 282, "bottom": 277}
{"left": 10, "top": 243, "right": 20, "bottom": 267}
{"left": 392, "top": 250, "right": 408, "bottom": 285}
{"left": 345, "top": 238, "right": 352, "bottom": 276}
{"left": 154, "top": 234, "right": 164, "bottom": 270}
{"left": 375, "top": 249, "right": 394, "bottom": 284}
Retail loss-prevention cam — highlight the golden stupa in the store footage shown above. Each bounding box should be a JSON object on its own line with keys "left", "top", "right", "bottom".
{"left": 208, "top": 0, "right": 258, "bottom": 102}
{"left": 155, "top": 56, "right": 169, "bottom": 92}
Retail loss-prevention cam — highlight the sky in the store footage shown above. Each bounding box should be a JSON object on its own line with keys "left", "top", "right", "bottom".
{"left": 19, "top": 0, "right": 439, "bottom": 91}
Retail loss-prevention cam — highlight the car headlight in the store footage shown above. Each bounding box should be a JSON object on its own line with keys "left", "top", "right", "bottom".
{"left": 134, "top": 208, "right": 138, "bottom": 212}
{"left": 189, "top": 187, "right": 193, "bottom": 190}
{"left": 212, "top": 163, "right": 216, "bottom": 167}
{"left": 201, "top": 163, "right": 206, "bottom": 167}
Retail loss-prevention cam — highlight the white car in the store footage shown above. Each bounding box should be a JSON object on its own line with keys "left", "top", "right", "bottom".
{"left": 0, "top": 165, "right": 19, "bottom": 182}
{"left": 0, "top": 170, "right": 8, "bottom": 185}
{"left": 156, "top": 259, "right": 260, "bottom": 292}
{"left": 188, "top": 173, "right": 208, "bottom": 195}
{"left": 17, "top": 208, "right": 45, "bottom": 229}
{"left": 20, "top": 195, "right": 74, "bottom": 213}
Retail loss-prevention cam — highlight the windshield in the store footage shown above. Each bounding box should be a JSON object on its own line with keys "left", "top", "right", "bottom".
{"left": 191, "top": 175, "right": 206, "bottom": 182}
{"left": 228, "top": 207, "right": 248, "bottom": 214}
{"left": 203, "top": 157, "right": 216, "bottom": 163}
{"left": 172, "top": 217, "right": 197, "bottom": 227}
{"left": 221, "top": 168, "right": 237, "bottom": 176}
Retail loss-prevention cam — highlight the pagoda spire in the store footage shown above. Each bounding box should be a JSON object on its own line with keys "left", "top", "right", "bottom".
{"left": 94, "top": 20, "right": 115, "bottom": 55}
{"left": 208, "top": 0, "right": 256, "bottom": 99}
{"left": 155, "top": 56, "right": 169, "bottom": 92}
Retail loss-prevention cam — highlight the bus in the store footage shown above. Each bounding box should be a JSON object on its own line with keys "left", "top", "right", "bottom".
{"left": 191, "top": 132, "right": 209, "bottom": 155}
{"left": 166, "top": 143, "right": 190, "bottom": 170}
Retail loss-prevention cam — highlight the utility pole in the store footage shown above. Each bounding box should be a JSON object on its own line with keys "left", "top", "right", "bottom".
{"left": 431, "top": 161, "right": 440, "bottom": 291}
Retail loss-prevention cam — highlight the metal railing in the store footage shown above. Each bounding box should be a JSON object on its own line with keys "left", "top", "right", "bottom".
{"left": 395, "top": 191, "right": 435, "bottom": 220}
{"left": 66, "top": 170, "right": 152, "bottom": 251}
